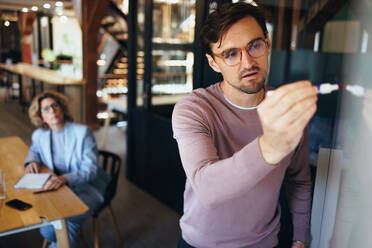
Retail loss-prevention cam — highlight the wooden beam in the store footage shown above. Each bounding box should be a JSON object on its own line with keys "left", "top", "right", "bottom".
{"left": 18, "top": 12, "right": 36, "bottom": 64}
{"left": 162, "top": 4, "right": 171, "bottom": 39}
{"left": 18, "top": 12, "right": 36, "bottom": 35}
{"left": 276, "top": 0, "right": 286, "bottom": 50}
{"left": 0, "top": 10, "right": 2, "bottom": 63}
{"left": 290, "top": 0, "right": 301, "bottom": 50}
{"left": 81, "top": 0, "right": 110, "bottom": 128}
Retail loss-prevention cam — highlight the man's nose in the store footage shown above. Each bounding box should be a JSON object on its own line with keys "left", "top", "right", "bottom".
{"left": 240, "top": 49, "right": 255, "bottom": 68}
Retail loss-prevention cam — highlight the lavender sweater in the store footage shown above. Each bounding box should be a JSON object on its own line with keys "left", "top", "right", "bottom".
{"left": 172, "top": 83, "right": 312, "bottom": 248}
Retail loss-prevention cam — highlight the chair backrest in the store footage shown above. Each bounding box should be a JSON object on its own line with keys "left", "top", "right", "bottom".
{"left": 98, "top": 150, "right": 121, "bottom": 207}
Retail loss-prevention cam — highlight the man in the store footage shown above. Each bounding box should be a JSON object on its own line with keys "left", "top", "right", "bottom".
{"left": 172, "top": 2, "right": 317, "bottom": 248}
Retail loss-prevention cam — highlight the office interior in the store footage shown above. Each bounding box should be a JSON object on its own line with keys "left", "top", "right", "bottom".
{"left": 0, "top": 0, "right": 371, "bottom": 247}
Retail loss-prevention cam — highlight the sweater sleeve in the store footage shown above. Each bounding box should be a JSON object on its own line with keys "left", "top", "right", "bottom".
{"left": 24, "top": 130, "right": 42, "bottom": 167}
{"left": 284, "top": 127, "right": 312, "bottom": 243}
{"left": 172, "top": 98, "right": 277, "bottom": 209}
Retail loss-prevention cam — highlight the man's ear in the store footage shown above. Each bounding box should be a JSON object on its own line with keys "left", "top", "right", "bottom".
{"left": 206, "top": 54, "right": 222, "bottom": 73}
{"left": 266, "top": 39, "right": 271, "bottom": 55}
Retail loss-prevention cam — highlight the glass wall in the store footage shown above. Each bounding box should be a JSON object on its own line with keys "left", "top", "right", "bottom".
{"left": 251, "top": 0, "right": 372, "bottom": 247}
{"left": 127, "top": 1, "right": 372, "bottom": 245}
{"left": 135, "top": 0, "right": 195, "bottom": 110}
{"left": 151, "top": 0, "right": 194, "bottom": 97}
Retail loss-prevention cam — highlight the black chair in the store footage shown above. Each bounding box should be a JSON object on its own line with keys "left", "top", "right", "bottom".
{"left": 93, "top": 150, "right": 122, "bottom": 248}
{"left": 41, "top": 150, "right": 122, "bottom": 248}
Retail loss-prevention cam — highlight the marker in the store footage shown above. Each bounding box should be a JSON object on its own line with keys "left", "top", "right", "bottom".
{"left": 33, "top": 188, "right": 56, "bottom": 194}
{"left": 345, "top": 85, "right": 366, "bottom": 97}
{"left": 266, "top": 83, "right": 366, "bottom": 97}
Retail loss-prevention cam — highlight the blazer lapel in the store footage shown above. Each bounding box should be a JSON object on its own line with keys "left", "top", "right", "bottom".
{"left": 64, "top": 122, "right": 76, "bottom": 170}
{"left": 43, "top": 129, "right": 54, "bottom": 170}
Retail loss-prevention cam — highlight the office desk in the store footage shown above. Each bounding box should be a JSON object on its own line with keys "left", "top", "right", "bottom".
{"left": 0, "top": 136, "right": 89, "bottom": 247}
{"left": 0, "top": 63, "right": 84, "bottom": 122}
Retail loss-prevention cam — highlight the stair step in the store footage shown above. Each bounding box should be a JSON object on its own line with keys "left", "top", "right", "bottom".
{"left": 116, "top": 63, "right": 128, "bottom": 69}
{"left": 114, "top": 69, "right": 128, "bottom": 74}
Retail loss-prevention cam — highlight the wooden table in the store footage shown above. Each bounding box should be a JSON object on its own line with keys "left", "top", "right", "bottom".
{"left": 0, "top": 137, "right": 89, "bottom": 247}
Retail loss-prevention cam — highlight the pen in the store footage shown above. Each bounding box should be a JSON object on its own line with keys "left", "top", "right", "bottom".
{"left": 266, "top": 83, "right": 366, "bottom": 97}
{"left": 33, "top": 189, "right": 56, "bottom": 194}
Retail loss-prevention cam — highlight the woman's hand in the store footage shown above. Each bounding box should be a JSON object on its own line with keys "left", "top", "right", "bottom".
{"left": 25, "top": 162, "right": 40, "bottom": 173}
{"left": 43, "top": 175, "right": 67, "bottom": 190}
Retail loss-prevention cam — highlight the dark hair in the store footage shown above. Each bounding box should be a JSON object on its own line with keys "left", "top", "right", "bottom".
{"left": 28, "top": 90, "right": 73, "bottom": 129}
{"left": 200, "top": 2, "right": 268, "bottom": 55}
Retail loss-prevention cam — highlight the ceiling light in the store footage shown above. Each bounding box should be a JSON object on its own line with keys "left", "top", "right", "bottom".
{"left": 31, "top": 6, "right": 38, "bottom": 11}
{"left": 22, "top": 8, "right": 28, "bottom": 13}
{"left": 43, "top": 3, "right": 51, "bottom": 9}
{"left": 55, "top": 1, "right": 63, "bottom": 7}
{"left": 60, "top": 15, "right": 68, "bottom": 23}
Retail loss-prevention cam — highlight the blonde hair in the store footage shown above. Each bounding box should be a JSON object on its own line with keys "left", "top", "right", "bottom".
{"left": 28, "top": 90, "right": 73, "bottom": 129}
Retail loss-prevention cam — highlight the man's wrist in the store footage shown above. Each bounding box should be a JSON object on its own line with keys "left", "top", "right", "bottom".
{"left": 258, "top": 135, "right": 281, "bottom": 165}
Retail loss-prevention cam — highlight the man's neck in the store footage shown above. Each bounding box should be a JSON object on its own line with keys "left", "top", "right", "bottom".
{"left": 220, "top": 81, "right": 265, "bottom": 108}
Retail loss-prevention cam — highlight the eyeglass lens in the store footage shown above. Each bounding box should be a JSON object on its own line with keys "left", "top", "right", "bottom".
{"left": 41, "top": 103, "right": 60, "bottom": 113}
{"left": 222, "top": 39, "right": 266, "bottom": 66}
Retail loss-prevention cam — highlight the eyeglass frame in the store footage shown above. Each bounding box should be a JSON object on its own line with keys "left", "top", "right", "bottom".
{"left": 40, "top": 103, "right": 61, "bottom": 113}
{"left": 211, "top": 37, "right": 269, "bottom": 66}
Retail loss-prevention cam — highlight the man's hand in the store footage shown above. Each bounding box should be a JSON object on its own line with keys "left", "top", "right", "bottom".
{"left": 258, "top": 81, "right": 317, "bottom": 164}
{"left": 25, "top": 161, "right": 40, "bottom": 173}
{"left": 43, "top": 175, "right": 67, "bottom": 190}
{"left": 292, "top": 241, "right": 307, "bottom": 248}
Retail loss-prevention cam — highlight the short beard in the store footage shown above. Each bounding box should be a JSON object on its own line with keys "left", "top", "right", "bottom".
{"left": 239, "top": 77, "right": 266, "bottom": 94}
{"left": 238, "top": 66, "right": 266, "bottom": 94}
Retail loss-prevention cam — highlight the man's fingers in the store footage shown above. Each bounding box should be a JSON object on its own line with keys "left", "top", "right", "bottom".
{"left": 261, "top": 95, "right": 317, "bottom": 136}
{"left": 257, "top": 81, "right": 318, "bottom": 164}
{"left": 265, "top": 81, "right": 313, "bottom": 103}
{"left": 263, "top": 85, "right": 317, "bottom": 118}
{"left": 279, "top": 96, "right": 317, "bottom": 127}
{"left": 289, "top": 104, "right": 317, "bottom": 132}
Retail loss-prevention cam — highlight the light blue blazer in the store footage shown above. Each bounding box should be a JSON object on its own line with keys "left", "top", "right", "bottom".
{"left": 25, "top": 121, "right": 108, "bottom": 211}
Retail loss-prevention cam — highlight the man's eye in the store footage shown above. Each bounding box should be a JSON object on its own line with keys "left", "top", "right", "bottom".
{"left": 223, "top": 49, "right": 239, "bottom": 59}
{"left": 251, "top": 41, "right": 264, "bottom": 51}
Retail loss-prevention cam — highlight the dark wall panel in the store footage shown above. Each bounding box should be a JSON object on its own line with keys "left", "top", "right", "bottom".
{"left": 147, "top": 114, "right": 185, "bottom": 214}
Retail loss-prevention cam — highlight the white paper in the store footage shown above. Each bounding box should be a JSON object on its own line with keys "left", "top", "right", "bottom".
{"left": 14, "top": 173, "right": 51, "bottom": 189}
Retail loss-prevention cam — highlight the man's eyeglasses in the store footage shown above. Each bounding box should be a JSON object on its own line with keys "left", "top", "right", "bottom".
{"left": 41, "top": 103, "right": 60, "bottom": 113}
{"left": 213, "top": 38, "right": 268, "bottom": 66}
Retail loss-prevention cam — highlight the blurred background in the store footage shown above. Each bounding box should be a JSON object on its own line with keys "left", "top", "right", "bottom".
{"left": 0, "top": 0, "right": 371, "bottom": 247}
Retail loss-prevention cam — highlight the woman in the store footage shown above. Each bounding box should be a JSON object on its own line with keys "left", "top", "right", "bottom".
{"left": 24, "top": 90, "right": 108, "bottom": 247}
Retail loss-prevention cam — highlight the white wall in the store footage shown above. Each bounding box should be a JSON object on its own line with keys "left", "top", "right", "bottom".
{"left": 52, "top": 15, "right": 82, "bottom": 78}
{"left": 322, "top": 21, "right": 361, "bottom": 53}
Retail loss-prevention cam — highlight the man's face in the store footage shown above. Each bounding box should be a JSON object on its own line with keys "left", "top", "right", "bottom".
{"left": 206, "top": 16, "right": 271, "bottom": 94}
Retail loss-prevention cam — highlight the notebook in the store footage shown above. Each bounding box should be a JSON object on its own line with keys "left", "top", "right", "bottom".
{"left": 14, "top": 173, "right": 51, "bottom": 189}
